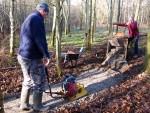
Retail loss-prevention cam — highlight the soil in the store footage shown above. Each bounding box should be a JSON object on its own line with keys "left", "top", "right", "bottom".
{"left": 50, "top": 75, "right": 150, "bottom": 113}
{"left": 0, "top": 44, "right": 107, "bottom": 98}
{"left": 1, "top": 36, "right": 150, "bottom": 113}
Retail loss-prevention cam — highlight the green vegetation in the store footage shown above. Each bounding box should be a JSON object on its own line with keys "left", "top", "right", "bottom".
{"left": 48, "top": 30, "right": 108, "bottom": 48}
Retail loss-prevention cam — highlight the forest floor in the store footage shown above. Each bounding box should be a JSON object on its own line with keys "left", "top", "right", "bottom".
{"left": 1, "top": 35, "right": 150, "bottom": 113}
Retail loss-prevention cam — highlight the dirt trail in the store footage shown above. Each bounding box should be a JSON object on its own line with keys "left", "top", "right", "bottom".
{"left": 4, "top": 67, "right": 129, "bottom": 113}
{"left": 3, "top": 35, "right": 147, "bottom": 113}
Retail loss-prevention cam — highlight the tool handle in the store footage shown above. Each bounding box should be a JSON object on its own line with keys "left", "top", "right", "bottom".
{"left": 45, "top": 67, "right": 53, "bottom": 97}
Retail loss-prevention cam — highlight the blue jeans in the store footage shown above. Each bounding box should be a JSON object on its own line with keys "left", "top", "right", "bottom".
{"left": 17, "top": 55, "right": 47, "bottom": 92}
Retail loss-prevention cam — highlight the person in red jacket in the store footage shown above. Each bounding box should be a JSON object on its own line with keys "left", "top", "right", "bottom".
{"left": 113, "top": 16, "right": 139, "bottom": 57}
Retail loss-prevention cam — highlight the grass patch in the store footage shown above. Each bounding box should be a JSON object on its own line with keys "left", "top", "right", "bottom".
{"left": 48, "top": 30, "right": 108, "bottom": 48}
{"left": 47, "top": 27, "right": 150, "bottom": 49}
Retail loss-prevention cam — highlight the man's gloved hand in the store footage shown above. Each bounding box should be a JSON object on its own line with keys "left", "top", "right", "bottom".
{"left": 43, "top": 58, "right": 50, "bottom": 67}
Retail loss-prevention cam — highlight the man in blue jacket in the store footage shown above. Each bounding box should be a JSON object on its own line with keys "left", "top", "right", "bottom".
{"left": 17, "top": 2, "right": 50, "bottom": 111}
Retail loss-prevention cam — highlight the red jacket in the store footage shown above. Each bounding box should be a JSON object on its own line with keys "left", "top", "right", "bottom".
{"left": 114, "top": 21, "right": 139, "bottom": 38}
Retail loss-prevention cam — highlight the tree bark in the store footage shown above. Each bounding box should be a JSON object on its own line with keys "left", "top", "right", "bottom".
{"left": 148, "top": 7, "right": 150, "bottom": 27}
{"left": 0, "top": 90, "right": 4, "bottom": 113}
{"left": 145, "top": 33, "right": 150, "bottom": 74}
{"left": 9, "top": 0, "right": 15, "bottom": 56}
{"left": 85, "top": 0, "right": 92, "bottom": 50}
{"left": 79, "top": 1, "right": 84, "bottom": 30}
{"left": 115, "top": 0, "right": 121, "bottom": 33}
{"left": 67, "top": 0, "right": 71, "bottom": 33}
{"left": 108, "top": 0, "right": 113, "bottom": 35}
{"left": 88, "top": 0, "right": 92, "bottom": 47}
{"left": 55, "top": 0, "right": 63, "bottom": 76}
{"left": 85, "top": 0, "right": 89, "bottom": 31}
{"left": 50, "top": 6, "right": 56, "bottom": 47}
{"left": 134, "top": 0, "right": 142, "bottom": 21}
{"left": 62, "top": 0, "right": 69, "bottom": 35}
{"left": 91, "top": 0, "right": 96, "bottom": 43}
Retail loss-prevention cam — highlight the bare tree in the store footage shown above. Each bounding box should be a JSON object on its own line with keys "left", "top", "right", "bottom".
{"left": 85, "top": 0, "right": 89, "bottom": 31}
{"left": 0, "top": 4, "right": 6, "bottom": 40}
{"left": 84, "top": 0, "right": 92, "bottom": 50}
{"left": 79, "top": 1, "right": 84, "bottom": 30}
{"left": 145, "top": 33, "right": 150, "bottom": 74}
{"left": 90, "top": 0, "right": 96, "bottom": 43}
{"left": 0, "top": 89, "right": 4, "bottom": 113}
{"left": 66, "top": 0, "right": 70, "bottom": 33}
{"left": 114, "top": 0, "right": 121, "bottom": 33}
{"left": 134, "top": 0, "right": 143, "bottom": 21}
{"left": 108, "top": 0, "right": 113, "bottom": 34}
{"left": 62, "top": 0, "right": 70, "bottom": 35}
{"left": 0, "top": 1, "right": 10, "bottom": 48}
{"left": 88, "top": 0, "right": 92, "bottom": 48}
{"left": 55, "top": 0, "right": 63, "bottom": 76}
{"left": 9, "top": 0, "right": 15, "bottom": 56}
{"left": 50, "top": 6, "right": 56, "bottom": 47}
{"left": 148, "top": 9, "right": 150, "bottom": 27}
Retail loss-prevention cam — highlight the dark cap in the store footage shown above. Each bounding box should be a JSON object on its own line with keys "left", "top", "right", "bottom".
{"left": 36, "top": 2, "right": 49, "bottom": 13}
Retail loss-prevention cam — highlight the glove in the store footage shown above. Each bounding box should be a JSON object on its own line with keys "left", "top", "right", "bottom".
{"left": 43, "top": 58, "right": 50, "bottom": 67}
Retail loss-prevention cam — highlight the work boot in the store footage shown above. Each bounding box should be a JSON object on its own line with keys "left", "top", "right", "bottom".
{"left": 32, "top": 91, "right": 49, "bottom": 112}
{"left": 20, "top": 86, "right": 31, "bottom": 111}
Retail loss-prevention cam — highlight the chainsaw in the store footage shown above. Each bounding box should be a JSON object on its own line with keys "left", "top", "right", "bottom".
{"left": 45, "top": 67, "right": 88, "bottom": 101}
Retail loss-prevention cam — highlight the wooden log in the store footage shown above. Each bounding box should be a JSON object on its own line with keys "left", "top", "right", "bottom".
{"left": 0, "top": 66, "right": 20, "bottom": 71}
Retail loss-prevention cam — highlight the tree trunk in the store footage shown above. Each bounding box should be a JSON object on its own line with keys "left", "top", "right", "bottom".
{"left": 50, "top": 6, "right": 56, "bottom": 47}
{"left": 84, "top": 0, "right": 88, "bottom": 49}
{"left": 79, "top": 1, "right": 84, "bottom": 30}
{"left": 108, "top": 0, "right": 113, "bottom": 35}
{"left": 79, "top": 12, "right": 83, "bottom": 30}
{"left": 0, "top": 90, "right": 4, "bottom": 113}
{"left": 134, "top": 0, "right": 142, "bottom": 21}
{"left": 62, "top": 1, "right": 69, "bottom": 35}
{"left": 55, "top": 0, "right": 63, "bottom": 76}
{"left": 67, "top": 0, "right": 71, "bottom": 33}
{"left": 89, "top": 0, "right": 92, "bottom": 38}
{"left": 9, "top": 0, "right": 15, "bottom": 56}
{"left": 148, "top": 7, "right": 150, "bottom": 27}
{"left": 145, "top": 33, "right": 150, "bottom": 74}
{"left": 115, "top": 0, "right": 121, "bottom": 33}
{"left": 85, "top": 0, "right": 92, "bottom": 50}
{"left": 91, "top": 0, "right": 96, "bottom": 43}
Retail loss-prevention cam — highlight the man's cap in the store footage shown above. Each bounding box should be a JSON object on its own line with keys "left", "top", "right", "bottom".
{"left": 36, "top": 2, "right": 49, "bottom": 13}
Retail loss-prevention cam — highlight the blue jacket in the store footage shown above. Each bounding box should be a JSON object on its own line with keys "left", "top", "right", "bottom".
{"left": 18, "top": 11, "right": 50, "bottom": 59}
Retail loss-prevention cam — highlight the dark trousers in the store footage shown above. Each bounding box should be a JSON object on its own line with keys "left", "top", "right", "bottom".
{"left": 128, "top": 36, "right": 139, "bottom": 55}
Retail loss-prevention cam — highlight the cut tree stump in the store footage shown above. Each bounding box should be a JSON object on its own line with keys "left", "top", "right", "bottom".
{"left": 102, "top": 35, "right": 128, "bottom": 70}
